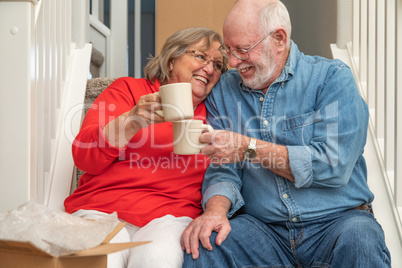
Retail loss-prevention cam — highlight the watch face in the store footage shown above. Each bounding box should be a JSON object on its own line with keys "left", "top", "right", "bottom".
{"left": 245, "top": 149, "right": 257, "bottom": 160}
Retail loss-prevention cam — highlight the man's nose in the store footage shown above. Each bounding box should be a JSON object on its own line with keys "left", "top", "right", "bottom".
{"left": 228, "top": 54, "right": 243, "bottom": 68}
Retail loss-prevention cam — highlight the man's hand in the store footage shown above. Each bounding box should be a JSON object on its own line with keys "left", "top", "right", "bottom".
{"left": 181, "top": 196, "right": 231, "bottom": 259}
{"left": 200, "top": 130, "right": 249, "bottom": 164}
{"left": 200, "top": 130, "right": 295, "bottom": 181}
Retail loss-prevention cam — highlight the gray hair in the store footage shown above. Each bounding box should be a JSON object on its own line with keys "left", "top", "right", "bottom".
{"left": 144, "top": 27, "right": 228, "bottom": 84}
{"left": 258, "top": 0, "right": 292, "bottom": 47}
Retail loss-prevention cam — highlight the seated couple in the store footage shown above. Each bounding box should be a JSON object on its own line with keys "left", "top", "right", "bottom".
{"left": 65, "top": 1, "right": 390, "bottom": 267}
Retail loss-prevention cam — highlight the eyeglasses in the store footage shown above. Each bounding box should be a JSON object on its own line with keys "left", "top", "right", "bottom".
{"left": 219, "top": 31, "right": 274, "bottom": 61}
{"left": 186, "top": 50, "right": 226, "bottom": 74}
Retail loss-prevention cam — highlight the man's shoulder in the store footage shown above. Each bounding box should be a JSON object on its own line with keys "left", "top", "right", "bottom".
{"left": 299, "top": 54, "right": 350, "bottom": 71}
{"left": 211, "top": 69, "right": 243, "bottom": 95}
{"left": 288, "top": 42, "right": 351, "bottom": 80}
{"left": 218, "top": 69, "right": 241, "bottom": 84}
{"left": 207, "top": 70, "right": 241, "bottom": 104}
{"left": 293, "top": 53, "right": 353, "bottom": 83}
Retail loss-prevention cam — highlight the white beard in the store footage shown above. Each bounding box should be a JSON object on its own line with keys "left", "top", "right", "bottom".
{"left": 238, "top": 46, "right": 276, "bottom": 90}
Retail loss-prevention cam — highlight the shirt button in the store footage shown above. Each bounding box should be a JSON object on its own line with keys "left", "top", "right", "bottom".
{"left": 263, "top": 120, "right": 268, "bottom": 125}
{"left": 292, "top": 217, "right": 297, "bottom": 222}
{"left": 283, "top": 194, "right": 288, "bottom": 199}
{"left": 282, "top": 82, "right": 285, "bottom": 86}
{"left": 259, "top": 97, "right": 264, "bottom": 102}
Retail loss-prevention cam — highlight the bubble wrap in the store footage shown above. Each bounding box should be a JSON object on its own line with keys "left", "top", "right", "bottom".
{"left": 0, "top": 201, "right": 120, "bottom": 256}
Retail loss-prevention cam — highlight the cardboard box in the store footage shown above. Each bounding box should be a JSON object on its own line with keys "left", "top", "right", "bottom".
{"left": 0, "top": 222, "right": 150, "bottom": 268}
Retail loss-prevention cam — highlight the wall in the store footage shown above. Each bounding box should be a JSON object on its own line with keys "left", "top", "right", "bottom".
{"left": 156, "top": 0, "right": 337, "bottom": 59}
{"left": 156, "top": 0, "right": 236, "bottom": 54}
{"left": 282, "top": 0, "right": 337, "bottom": 58}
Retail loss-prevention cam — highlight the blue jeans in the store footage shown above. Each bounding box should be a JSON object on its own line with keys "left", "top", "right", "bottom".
{"left": 183, "top": 209, "right": 391, "bottom": 267}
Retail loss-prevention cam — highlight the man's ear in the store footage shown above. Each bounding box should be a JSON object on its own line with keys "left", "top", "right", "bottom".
{"left": 271, "top": 27, "right": 287, "bottom": 52}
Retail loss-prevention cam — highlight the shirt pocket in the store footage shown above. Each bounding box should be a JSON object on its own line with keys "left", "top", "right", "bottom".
{"left": 281, "top": 111, "right": 322, "bottom": 146}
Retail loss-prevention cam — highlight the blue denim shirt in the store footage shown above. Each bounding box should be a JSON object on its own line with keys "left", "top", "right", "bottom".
{"left": 203, "top": 41, "right": 374, "bottom": 223}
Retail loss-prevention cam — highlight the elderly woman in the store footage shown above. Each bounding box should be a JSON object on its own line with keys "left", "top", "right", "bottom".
{"left": 64, "top": 27, "right": 227, "bottom": 268}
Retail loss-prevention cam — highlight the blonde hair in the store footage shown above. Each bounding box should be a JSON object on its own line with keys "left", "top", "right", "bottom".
{"left": 144, "top": 27, "right": 228, "bottom": 84}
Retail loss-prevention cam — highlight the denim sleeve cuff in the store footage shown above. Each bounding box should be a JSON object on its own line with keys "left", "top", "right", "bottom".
{"left": 202, "top": 182, "right": 245, "bottom": 218}
{"left": 287, "top": 145, "right": 313, "bottom": 188}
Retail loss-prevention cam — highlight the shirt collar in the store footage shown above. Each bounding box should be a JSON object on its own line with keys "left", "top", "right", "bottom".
{"left": 278, "top": 40, "right": 298, "bottom": 82}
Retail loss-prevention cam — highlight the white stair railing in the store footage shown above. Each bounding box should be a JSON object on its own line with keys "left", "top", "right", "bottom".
{"left": 332, "top": 0, "right": 402, "bottom": 266}
{"left": 0, "top": 0, "right": 91, "bottom": 212}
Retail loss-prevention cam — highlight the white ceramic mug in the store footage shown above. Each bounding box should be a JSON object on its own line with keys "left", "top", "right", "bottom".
{"left": 154, "top": 82, "right": 194, "bottom": 121}
{"left": 172, "top": 119, "right": 214, "bottom": 155}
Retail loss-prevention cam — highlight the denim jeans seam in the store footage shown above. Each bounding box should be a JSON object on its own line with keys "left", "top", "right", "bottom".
{"left": 311, "top": 262, "right": 330, "bottom": 268}
{"left": 294, "top": 228, "right": 304, "bottom": 247}
{"left": 244, "top": 265, "right": 296, "bottom": 268}
{"left": 288, "top": 223, "right": 304, "bottom": 267}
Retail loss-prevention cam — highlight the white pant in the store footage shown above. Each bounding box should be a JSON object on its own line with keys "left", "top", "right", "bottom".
{"left": 73, "top": 210, "right": 192, "bottom": 268}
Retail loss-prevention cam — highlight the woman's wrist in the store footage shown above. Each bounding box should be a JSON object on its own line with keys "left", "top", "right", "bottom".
{"left": 103, "top": 112, "right": 141, "bottom": 148}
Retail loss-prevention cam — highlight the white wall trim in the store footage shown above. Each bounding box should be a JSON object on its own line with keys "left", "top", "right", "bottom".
{"left": 0, "top": 1, "right": 32, "bottom": 213}
{"left": 134, "top": 0, "right": 141, "bottom": 78}
{"left": 89, "top": 14, "right": 111, "bottom": 77}
{"left": 110, "top": 0, "right": 128, "bottom": 77}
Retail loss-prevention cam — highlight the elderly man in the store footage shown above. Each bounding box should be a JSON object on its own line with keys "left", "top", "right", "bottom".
{"left": 181, "top": 0, "right": 391, "bottom": 267}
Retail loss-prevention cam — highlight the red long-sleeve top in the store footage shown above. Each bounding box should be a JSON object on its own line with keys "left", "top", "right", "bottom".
{"left": 64, "top": 77, "right": 210, "bottom": 227}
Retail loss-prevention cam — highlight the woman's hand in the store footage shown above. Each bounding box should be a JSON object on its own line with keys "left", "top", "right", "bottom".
{"left": 103, "top": 93, "right": 165, "bottom": 148}
{"left": 126, "top": 93, "right": 165, "bottom": 129}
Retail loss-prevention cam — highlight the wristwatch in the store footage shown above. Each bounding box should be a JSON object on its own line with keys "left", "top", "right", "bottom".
{"left": 244, "top": 137, "right": 257, "bottom": 161}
